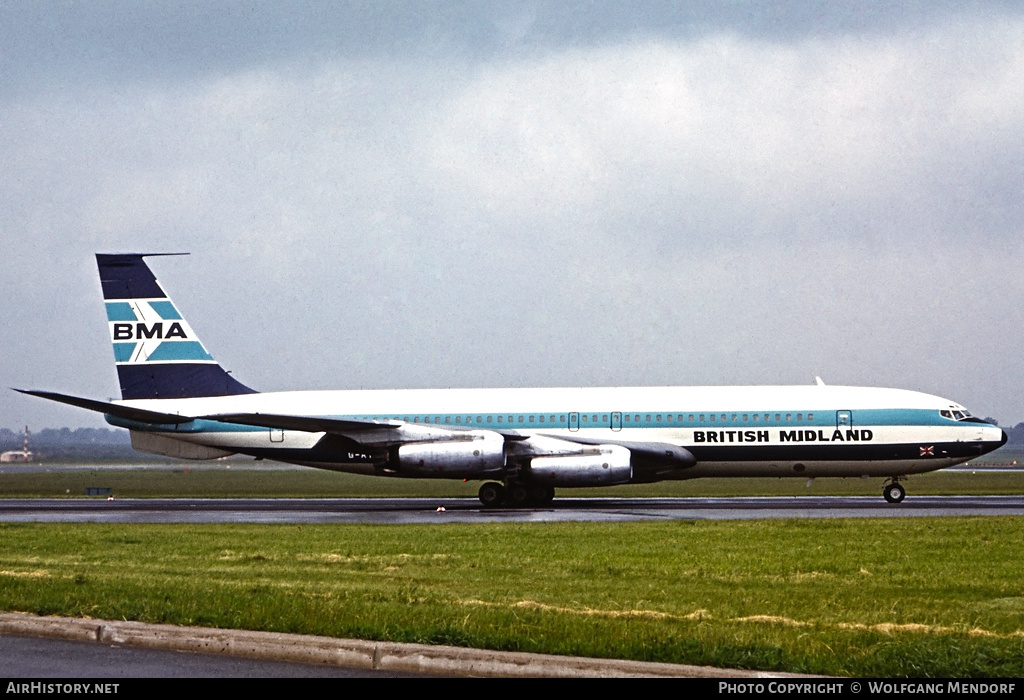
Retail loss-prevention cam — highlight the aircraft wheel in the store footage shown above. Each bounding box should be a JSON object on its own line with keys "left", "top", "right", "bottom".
{"left": 883, "top": 482, "right": 906, "bottom": 504}
{"left": 478, "top": 482, "right": 505, "bottom": 508}
{"left": 506, "top": 483, "right": 531, "bottom": 507}
{"left": 530, "top": 485, "right": 555, "bottom": 506}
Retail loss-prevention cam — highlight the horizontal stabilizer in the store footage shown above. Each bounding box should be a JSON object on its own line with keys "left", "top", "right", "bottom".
{"left": 14, "top": 389, "right": 194, "bottom": 425}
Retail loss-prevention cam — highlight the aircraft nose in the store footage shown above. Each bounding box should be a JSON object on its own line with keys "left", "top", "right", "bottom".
{"left": 985, "top": 426, "right": 1008, "bottom": 449}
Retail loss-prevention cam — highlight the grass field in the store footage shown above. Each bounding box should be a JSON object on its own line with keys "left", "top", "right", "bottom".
{"left": 0, "top": 518, "right": 1022, "bottom": 677}
{"left": 2, "top": 457, "right": 1021, "bottom": 677}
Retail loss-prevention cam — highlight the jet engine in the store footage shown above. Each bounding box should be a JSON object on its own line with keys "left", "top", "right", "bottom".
{"left": 528, "top": 444, "right": 632, "bottom": 486}
{"left": 395, "top": 430, "right": 505, "bottom": 477}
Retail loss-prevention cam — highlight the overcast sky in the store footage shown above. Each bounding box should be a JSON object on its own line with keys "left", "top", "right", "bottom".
{"left": 3, "top": 1, "right": 1024, "bottom": 431}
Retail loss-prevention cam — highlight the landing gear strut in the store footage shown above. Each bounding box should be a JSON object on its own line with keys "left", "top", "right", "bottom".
{"left": 883, "top": 480, "right": 906, "bottom": 504}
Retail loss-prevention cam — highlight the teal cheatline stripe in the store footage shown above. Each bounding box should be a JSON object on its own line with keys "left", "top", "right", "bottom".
{"left": 105, "top": 302, "right": 138, "bottom": 322}
{"left": 149, "top": 301, "right": 182, "bottom": 320}
{"left": 145, "top": 341, "right": 215, "bottom": 362}
{"left": 112, "top": 342, "right": 136, "bottom": 363}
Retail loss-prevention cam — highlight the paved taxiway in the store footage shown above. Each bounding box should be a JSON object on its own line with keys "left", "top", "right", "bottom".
{"left": 0, "top": 634, "right": 420, "bottom": 678}
{"left": 1, "top": 495, "right": 1023, "bottom": 523}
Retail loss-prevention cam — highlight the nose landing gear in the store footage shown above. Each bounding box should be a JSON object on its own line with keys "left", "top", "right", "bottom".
{"left": 883, "top": 480, "right": 906, "bottom": 504}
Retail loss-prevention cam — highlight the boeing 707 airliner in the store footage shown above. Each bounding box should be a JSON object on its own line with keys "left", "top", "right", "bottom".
{"left": 18, "top": 254, "right": 1007, "bottom": 507}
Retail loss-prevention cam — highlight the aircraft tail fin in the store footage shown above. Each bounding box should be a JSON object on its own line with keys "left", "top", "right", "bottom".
{"left": 98, "top": 253, "right": 257, "bottom": 399}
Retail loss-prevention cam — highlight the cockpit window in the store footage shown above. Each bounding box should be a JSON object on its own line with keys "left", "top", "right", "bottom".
{"left": 941, "top": 409, "right": 973, "bottom": 421}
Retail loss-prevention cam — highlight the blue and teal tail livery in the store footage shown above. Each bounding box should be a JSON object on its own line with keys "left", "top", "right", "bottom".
{"left": 97, "top": 253, "right": 256, "bottom": 400}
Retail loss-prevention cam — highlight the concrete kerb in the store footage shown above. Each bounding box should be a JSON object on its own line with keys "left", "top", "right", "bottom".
{"left": 0, "top": 612, "right": 811, "bottom": 678}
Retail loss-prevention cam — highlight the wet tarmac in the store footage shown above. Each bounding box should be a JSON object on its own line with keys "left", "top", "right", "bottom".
{"left": 1, "top": 494, "right": 1023, "bottom": 523}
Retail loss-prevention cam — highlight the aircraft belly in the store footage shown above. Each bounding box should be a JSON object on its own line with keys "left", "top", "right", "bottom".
{"left": 675, "top": 458, "right": 961, "bottom": 479}
{"left": 287, "top": 461, "right": 382, "bottom": 476}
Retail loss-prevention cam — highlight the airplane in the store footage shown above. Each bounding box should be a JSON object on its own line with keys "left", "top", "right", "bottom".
{"left": 18, "top": 253, "right": 1007, "bottom": 507}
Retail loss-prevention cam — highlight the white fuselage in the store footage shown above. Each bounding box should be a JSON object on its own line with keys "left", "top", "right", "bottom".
{"left": 109, "top": 384, "right": 1005, "bottom": 481}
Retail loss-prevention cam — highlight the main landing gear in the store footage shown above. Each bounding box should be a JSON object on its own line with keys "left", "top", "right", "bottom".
{"left": 478, "top": 481, "right": 555, "bottom": 508}
{"left": 883, "top": 479, "right": 906, "bottom": 504}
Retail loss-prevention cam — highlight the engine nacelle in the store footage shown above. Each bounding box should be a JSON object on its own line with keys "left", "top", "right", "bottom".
{"left": 396, "top": 430, "right": 505, "bottom": 477}
{"left": 529, "top": 444, "right": 632, "bottom": 486}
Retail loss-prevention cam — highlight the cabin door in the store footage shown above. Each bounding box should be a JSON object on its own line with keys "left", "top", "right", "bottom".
{"left": 611, "top": 412, "right": 622, "bottom": 431}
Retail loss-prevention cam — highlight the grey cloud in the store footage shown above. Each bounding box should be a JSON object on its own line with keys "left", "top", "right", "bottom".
{"left": 3, "top": 4, "right": 1024, "bottom": 431}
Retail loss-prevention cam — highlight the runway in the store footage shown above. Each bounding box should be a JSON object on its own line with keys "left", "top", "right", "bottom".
{"left": 1, "top": 495, "right": 1023, "bottom": 523}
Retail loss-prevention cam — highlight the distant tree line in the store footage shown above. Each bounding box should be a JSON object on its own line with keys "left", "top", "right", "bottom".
{"left": 984, "top": 419, "right": 1024, "bottom": 447}
{"left": 0, "top": 426, "right": 134, "bottom": 460}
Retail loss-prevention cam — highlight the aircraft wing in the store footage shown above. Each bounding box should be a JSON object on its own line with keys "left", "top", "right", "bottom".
{"left": 200, "top": 412, "right": 532, "bottom": 443}
{"left": 199, "top": 412, "right": 397, "bottom": 433}
{"left": 556, "top": 434, "right": 696, "bottom": 468}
